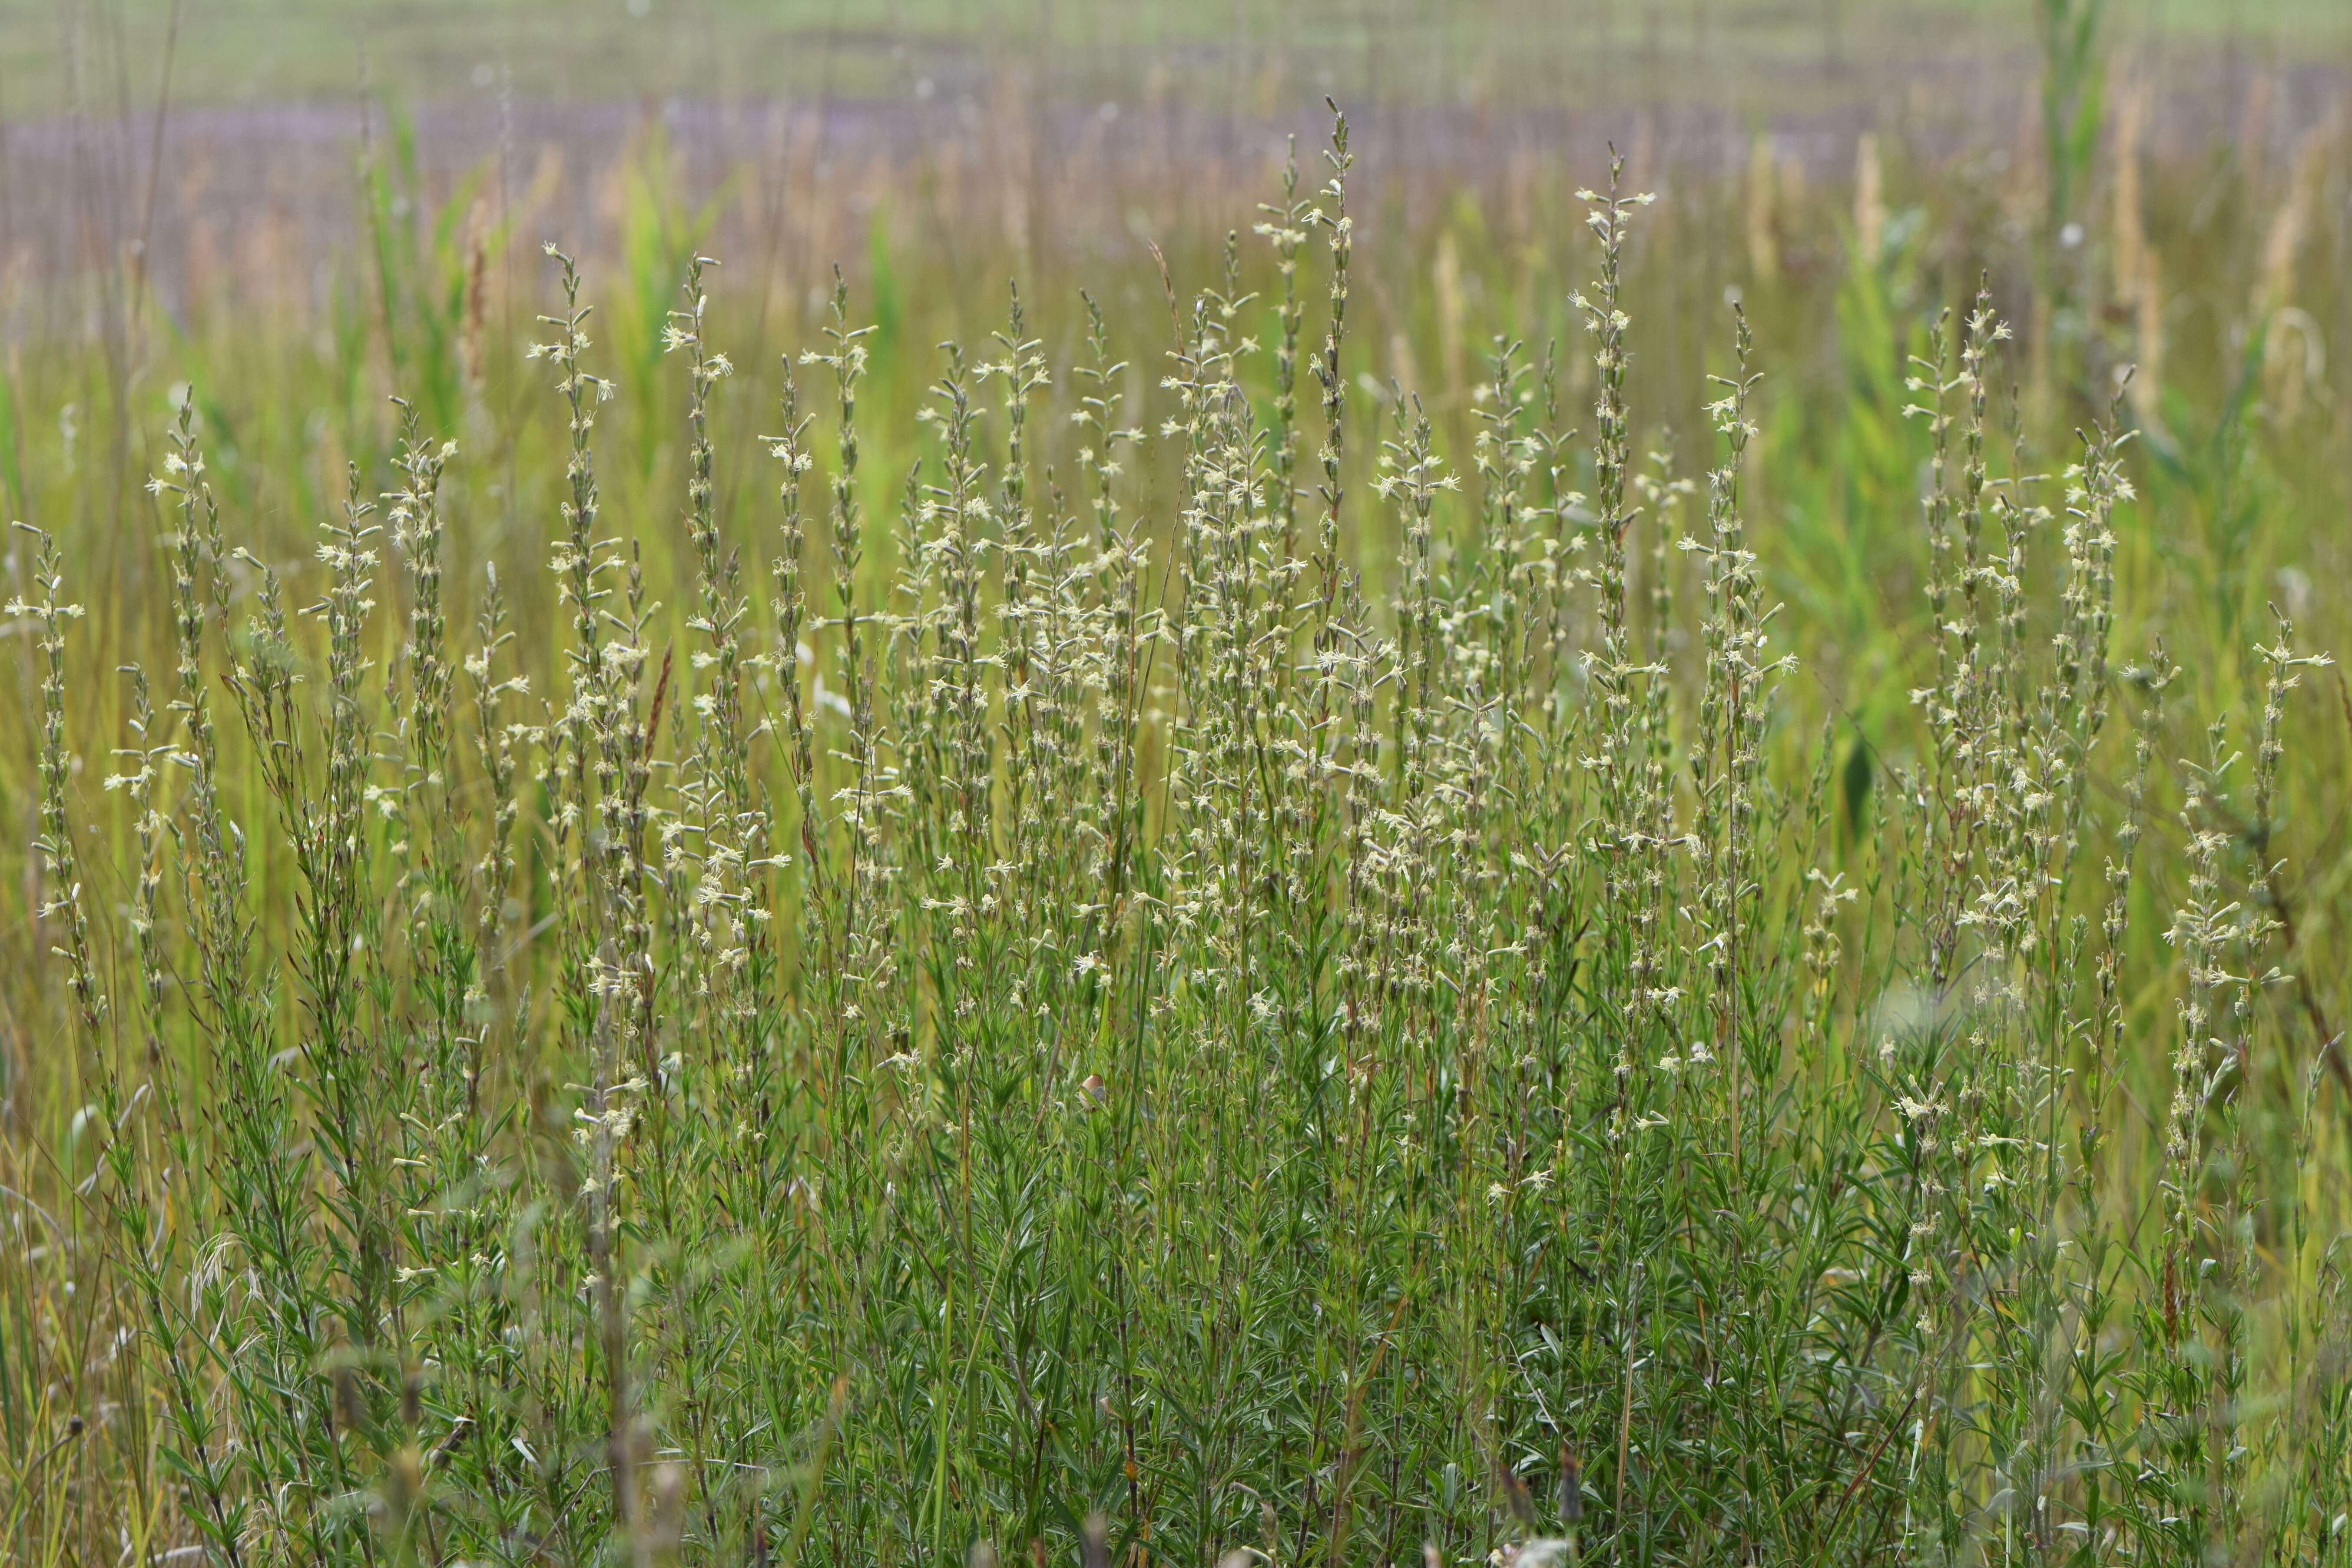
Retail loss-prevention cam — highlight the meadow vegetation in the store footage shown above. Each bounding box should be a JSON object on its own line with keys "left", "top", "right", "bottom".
{"left": 3, "top": 33, "right": 2352, "bottom": 1568}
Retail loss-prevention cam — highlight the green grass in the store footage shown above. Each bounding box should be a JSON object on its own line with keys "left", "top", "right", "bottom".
{"left": 3, "top": 55, "right": 2352, "bottom": 1568}
{"left": 4, "top": 0, "right": 2341, "bottom": 118}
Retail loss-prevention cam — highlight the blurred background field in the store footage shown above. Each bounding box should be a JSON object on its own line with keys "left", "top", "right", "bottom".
{"left": 7, "top": 0, "right": 2350, "bottom": 315}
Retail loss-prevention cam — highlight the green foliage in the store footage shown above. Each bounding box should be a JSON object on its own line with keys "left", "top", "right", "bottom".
{"left": 2040, "top": 0, "right": 2108, "bottom": 243}
{"left": 3, "top": 94, "right": 2350, "bottom": 1568}
{"left": 607, "top": 121, "right": 733, "bottom": 476}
